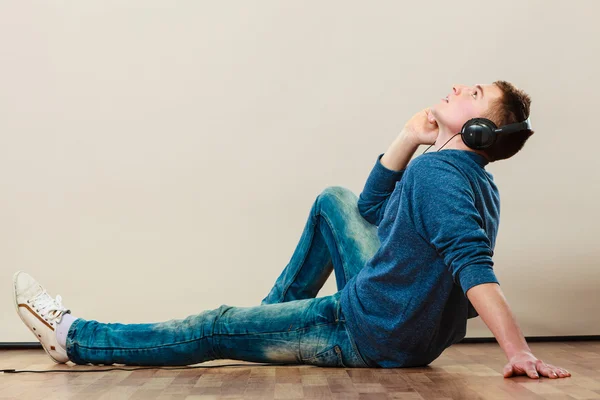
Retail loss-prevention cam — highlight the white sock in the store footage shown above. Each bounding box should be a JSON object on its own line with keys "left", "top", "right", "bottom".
{"left": 55, "top": 313, "right": 78, "bottom": 351}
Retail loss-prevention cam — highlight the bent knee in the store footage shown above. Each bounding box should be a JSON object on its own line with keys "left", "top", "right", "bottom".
{"left": 319, "top": 186, "right": 358, "bottom": 206}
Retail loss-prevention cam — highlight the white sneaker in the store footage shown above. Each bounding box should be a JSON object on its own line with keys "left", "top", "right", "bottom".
{"left": 13, "top": 271, "right": 71, "bottom": 364}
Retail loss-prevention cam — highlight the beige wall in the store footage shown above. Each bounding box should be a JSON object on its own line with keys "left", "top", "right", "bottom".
{"left": 1, "top": 0, "right": 598, "bottom": 342}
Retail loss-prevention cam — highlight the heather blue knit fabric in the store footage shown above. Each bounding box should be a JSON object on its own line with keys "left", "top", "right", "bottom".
{"left": 340, "top": 149, "right": 500, "bottom": 368}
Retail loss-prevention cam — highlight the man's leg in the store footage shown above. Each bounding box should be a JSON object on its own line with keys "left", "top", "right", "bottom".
{"left": 65, "top": 291, "right": 371, "bottom": 368}
{"left": 261, "top": 186, "right": 380, "bottom": 305}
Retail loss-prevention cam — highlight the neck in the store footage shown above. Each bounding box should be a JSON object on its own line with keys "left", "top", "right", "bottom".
{"left": 432, "top": 129, "right": 491, "bottom": 161}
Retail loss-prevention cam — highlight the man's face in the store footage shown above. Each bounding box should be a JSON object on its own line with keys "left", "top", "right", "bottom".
{"left": 430, "top": 83, "right": 504, "bottom": 134}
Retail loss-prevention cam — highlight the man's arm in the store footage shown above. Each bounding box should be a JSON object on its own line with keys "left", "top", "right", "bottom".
{"left": 466, "top": 282, "right": 571, "bottom": 379}
{"left": 466, "top": 283, "right": 531, "bottom": 359}
{"left": 358, "top": 108, "right": 439, "bottom": 226}
{"left": 408, "top": 156, "right": 500, "bottom": 293}
{"left": 380, "top": 130, "right": 420, "bottom": 172}
{"left": 357, "top": 131, "right": 419, "bottom": 226}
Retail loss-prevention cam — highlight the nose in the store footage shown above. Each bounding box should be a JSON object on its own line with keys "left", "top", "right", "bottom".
{"left": 452, "top": 85, "right": 465, "bottom": 95}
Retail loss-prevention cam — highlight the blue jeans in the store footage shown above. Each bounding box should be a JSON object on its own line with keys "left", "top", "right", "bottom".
{"left": 66, "top": 187, "right": 381, "bottom": 368}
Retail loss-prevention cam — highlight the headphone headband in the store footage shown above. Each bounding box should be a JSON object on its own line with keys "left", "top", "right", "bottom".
{"left": 493, "top": 116, "right": 532, "bottom": 135}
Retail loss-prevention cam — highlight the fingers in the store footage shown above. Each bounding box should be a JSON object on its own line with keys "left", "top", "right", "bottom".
{"left": 527, "top": 367, "right": 539, "bottom": 379}
{"left": 539, "top": 362, "right": 572, "bottom": 379}
{"left": 503, "top": 361, "right": 538, "bottom": 379}
{"left": 559, "top": 368, "right": 572, "bottom": 377}
{"left": 502, "top": 364, "right": 514, "bottom": 378}
{"left": 519, "top": 360, "right": 540, "bottom": 379}
{"left": 540, "top": 364, "right": 556, "bottom": 378}
{"left": 504, "top": 360, "right": 572, "bottom": 379}
{"left": 426, "top": 109, "right": 436, "bottom": 124}
{"left": 543, "top": 363, "right": 572, "bottom": 378}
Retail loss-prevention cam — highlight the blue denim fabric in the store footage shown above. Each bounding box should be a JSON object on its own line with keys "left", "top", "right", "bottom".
{"left": 66, "top": 186, "right": 379, "bottom": 368}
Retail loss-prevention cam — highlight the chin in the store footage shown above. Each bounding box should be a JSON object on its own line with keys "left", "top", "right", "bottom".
{"left": 431, "top": 110, "right": 446, "bottom": 126}
{"left": 430, "top": 107, "right": 442, "bottom": 122}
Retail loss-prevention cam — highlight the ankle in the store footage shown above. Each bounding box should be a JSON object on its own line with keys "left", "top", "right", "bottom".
{"left": 55, "top": 313, "right": 78, "bottom": 350}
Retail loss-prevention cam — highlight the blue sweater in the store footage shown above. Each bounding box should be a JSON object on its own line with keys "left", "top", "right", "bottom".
{"left": 340, "top": 149, "right": 500, "bottom": 368}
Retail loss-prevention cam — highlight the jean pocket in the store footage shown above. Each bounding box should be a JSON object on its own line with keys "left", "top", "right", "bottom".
{"left": 303, "top": 344, "right": 346, "bottom": 368}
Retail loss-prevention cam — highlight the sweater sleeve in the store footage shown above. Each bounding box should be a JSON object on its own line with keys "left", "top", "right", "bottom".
{"left": 406, "top": 156, "right": 499, "bottom": 296}
{"left": 357, "top": 153, "right": 407, "bottom": 226}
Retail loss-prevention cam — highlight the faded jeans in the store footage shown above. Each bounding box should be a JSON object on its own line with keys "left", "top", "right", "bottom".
{"left": 66, "top": 187, "right": 381, "bottom": 368}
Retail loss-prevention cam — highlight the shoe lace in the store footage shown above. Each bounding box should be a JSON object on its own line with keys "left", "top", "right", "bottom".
{"left": 27, "top": 290, "right": 69, "bottom": 324}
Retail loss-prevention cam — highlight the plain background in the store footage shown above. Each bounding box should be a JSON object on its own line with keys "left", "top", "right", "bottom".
{"left": 1, "top": 1, "right": 598, "bottom": 342}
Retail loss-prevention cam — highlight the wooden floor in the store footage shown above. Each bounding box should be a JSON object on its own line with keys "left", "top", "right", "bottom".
{"left": 1, "top": 341, "right": 599, "bottom": 400}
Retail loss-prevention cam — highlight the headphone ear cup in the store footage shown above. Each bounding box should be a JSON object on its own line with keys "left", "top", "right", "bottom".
{"left": 461, "top": 118, "right": 498, "bottom": 149}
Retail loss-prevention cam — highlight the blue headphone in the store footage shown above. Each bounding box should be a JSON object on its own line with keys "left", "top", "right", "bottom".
{"left": 460, "top": 116, "right": 532, "bottom": 150}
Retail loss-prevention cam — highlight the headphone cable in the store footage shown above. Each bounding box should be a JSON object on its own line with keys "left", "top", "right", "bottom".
{"left": 1, "top": 361, "right": 301, "bottom": 374}
{"left": 422, "top": 133, "right": 460, "bottom": 155}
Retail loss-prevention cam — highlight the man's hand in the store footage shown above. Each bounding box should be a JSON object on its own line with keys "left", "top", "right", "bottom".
{"left": 503, "top": 350, "right": 571, "bottom": 379}
{"left": 402, "top": 108, "right": 439, "bottom": 145}
{"left": 467, "top": 283, "right": 572, "bottom": 380}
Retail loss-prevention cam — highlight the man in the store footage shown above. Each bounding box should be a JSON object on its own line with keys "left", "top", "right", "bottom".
{"left": 13, "top": 80, "right": 571, "bottom": 379}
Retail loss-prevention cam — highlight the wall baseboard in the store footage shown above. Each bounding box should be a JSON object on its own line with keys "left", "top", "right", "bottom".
{"left": 1, "top": 335, "right": 598, "bottom": 350}
{"left": 459, "top": 335, "right": 600, "bottom": 343}
{"left": 1, "top": 343, "right": 43, "bottom": 349}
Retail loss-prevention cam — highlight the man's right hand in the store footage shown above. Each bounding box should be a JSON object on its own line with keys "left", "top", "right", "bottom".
{"left": 402, "top": 108, "right": 439, "bottom": 146}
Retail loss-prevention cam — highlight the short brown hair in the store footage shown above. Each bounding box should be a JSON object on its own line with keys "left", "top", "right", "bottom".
{"left": 481, "top": 80, "right": 534, "bottom": 162}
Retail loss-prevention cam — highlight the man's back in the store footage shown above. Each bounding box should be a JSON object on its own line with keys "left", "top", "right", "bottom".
{"left": 340, "top": 149, "right": 500, "bottom": 368}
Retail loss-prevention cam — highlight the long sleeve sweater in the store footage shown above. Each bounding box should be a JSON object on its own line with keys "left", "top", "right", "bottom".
{"left": 340, "top": 149, "right": 501, "bottom": 368}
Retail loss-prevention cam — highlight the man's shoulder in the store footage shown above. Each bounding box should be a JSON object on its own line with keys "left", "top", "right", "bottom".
{"left": 408, "top": 153, "right": 465, "bottom": 179}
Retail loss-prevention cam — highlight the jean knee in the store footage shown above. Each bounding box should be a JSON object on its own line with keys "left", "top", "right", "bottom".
{"left": 318, "top": 186, "right": 358, "bottom": 207}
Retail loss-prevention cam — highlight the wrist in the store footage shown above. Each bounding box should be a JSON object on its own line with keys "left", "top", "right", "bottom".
{"left": 506, "top": 347, "right": 534, "bottom": 360}
{"left": 399, "top": 129, "right": 420, "bottom": 146}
